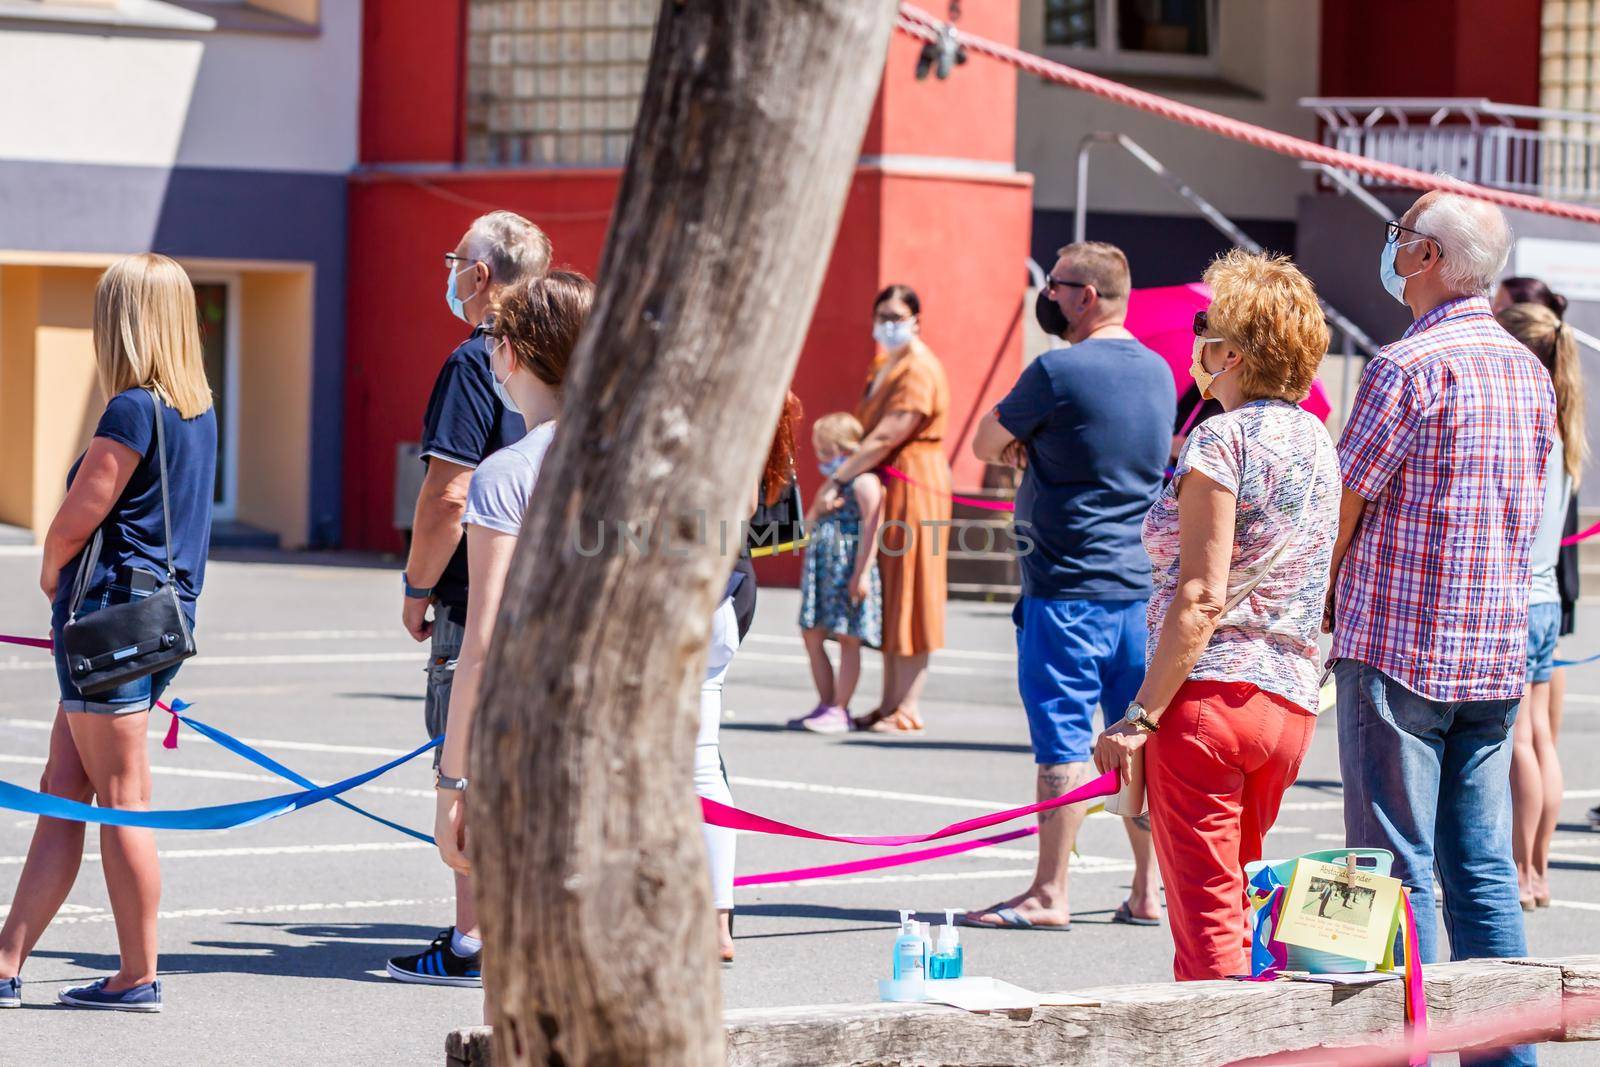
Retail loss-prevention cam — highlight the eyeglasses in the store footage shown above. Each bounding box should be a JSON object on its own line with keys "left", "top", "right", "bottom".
{"left": 1384, "top": 219, "right": 1438, "bottom": 248}
{"left": 1046, "top": 276, "right": 1090, "bottom": 294}
{"left": 1193, "top": 310, "right": 1210, "bottom": 337}
{"left": 443, "top": 252, "right": 478, "bottom": 271}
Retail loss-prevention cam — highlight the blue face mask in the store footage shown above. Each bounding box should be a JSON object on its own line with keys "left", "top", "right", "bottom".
{"left": 1379, "top": 237, "right": 1426, "bottom": 305}
{"left": 445, "top": 263, "right": 475, "bottom": 323}
{"left": 817, "top": 455, "right": 845, "bottom": 478}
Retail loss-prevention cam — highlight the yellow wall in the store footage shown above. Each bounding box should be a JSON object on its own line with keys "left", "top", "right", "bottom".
{"left": 33, "top": 269, "right": 103, "bottom": 535}
{"left": 237, "top": 269, "right": 313, "bottom": 548}
{"left": 0, "top": 266, "right": 39, "bottom": 528}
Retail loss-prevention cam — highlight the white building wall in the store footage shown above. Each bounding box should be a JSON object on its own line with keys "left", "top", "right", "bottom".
{"left": 0, "top": 1, "right": 359, "bottom": 173}
{"left": 1017, "top": 0, "right": 1322, "bottom": 222}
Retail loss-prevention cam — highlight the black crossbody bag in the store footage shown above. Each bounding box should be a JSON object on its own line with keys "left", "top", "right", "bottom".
{"left": 62, "top": 390, "right": 197, "bottom": 696}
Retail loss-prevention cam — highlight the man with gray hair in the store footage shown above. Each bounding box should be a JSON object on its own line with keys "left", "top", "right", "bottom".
{"left": 1327, "top": 191, "right": 1552, "bottom": 1066}
{"left": 389, "top": 210, "right": 551, "bottom": 987}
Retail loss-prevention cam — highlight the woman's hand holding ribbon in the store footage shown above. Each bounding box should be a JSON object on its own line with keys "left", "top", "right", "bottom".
{"left": 1093, "top": 721, "right": 1148, "bottom": 784}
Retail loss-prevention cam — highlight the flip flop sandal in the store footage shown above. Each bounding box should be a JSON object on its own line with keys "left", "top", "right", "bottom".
{"left": 957, "top": 906, "right": 1071, "bottom": 932}
{"left": 851, "top": 707, "right": 888, "bottom": 731}
{"left": 1111, "top": 901, "right": 1161, "bottom": 927}
{"left": 868, "top": 709, "right": 925, "bottom": 735}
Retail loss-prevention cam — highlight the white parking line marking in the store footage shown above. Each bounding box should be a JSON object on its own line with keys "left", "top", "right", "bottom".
{"left": 0, "top": 896, "right": 454, "bottom": 925}
{"left": 0, "top": 717, "right": 413, "bottom": 758}
{"left": 0, "top": 753, "right": 433, "bottom": 798}
{"left": 0, "top": 841, "right": 433, "bottom": 866}
{"left": 750, "top": 860, "right": 1133, "bottom": 891}
{"left": 0, "top": 651, "right": 422, "bottom": 674}
{"left": 730, "top": 776, "right": 1014, "bottom": 811}
{"left": 744, "top": 633, "right": 1015, "bottom": 664}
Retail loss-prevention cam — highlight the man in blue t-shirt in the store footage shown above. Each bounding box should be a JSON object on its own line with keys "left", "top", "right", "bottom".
{"left": 388, "top": 210, "right": 550, "bottom": 988}
{"left": 965, "top": 241, "right": 1173, "bottom": 933}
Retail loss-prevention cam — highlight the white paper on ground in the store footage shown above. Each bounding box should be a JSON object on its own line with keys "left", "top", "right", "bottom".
{"left": 920, "top": 976, "right": 1040, "bottom": 1012}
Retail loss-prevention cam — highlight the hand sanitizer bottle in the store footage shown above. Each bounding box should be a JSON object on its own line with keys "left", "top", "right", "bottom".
{"left": 930, "top": 910, "right": 964, "bottom": 980}
{"left": 892, "top": 910, "right": 926, "bottom": 981}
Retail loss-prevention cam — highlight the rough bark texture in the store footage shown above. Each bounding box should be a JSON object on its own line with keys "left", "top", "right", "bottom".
{"left": 467, "top": 3, "right": 898, "bottom": 1065}
{"left": 449, "top": 957, "right": 1600, "bottom": 1066}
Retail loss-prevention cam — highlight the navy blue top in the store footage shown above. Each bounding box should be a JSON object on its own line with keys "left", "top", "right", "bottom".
{"left": 996, "top": 338, "right": 1174, "bottom": 600}
{"left": 419, "top": 326, "right": 526, "bottom": 612}
{"left": 54, "top": 389, "right": 217, "bottom": 622}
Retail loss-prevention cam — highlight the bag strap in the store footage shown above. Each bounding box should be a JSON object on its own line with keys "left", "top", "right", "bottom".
{"left": 66, "top": 528, "right": 104, "bottom": 622}
{"left": 147, "top": 388, "right": 176, "bottom": 582}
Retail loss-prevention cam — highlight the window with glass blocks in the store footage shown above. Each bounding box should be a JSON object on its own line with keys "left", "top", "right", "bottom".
{"left": 464, "top": 0, "right": 657, "bottom": 167}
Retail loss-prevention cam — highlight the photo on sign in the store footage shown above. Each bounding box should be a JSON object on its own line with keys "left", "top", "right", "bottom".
{"left": 1273, "top": 858, "right": 1402, "bottom": 965}
{"left": 1299, "top": 876, "right": 1377, "bottom": 928}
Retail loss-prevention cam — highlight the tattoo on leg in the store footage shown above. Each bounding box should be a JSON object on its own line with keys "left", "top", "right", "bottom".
{"left": 1130, "top": 813, "right": 1151, "bottom": 833}
{"left": 1037, "top": 763, "right": 1092, "bottom": 824}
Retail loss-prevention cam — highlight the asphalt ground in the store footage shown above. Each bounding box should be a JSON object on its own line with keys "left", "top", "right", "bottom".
{"left": 1, "top": 547, "right": 1598, "bottom": 1065}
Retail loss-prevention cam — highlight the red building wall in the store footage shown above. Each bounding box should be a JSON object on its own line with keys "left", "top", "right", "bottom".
{"left": 1319, "top": 0, "right": 1541, "bottom": 104}
{"left": 346, "top": 1, "right": 1033, "bottom": 581}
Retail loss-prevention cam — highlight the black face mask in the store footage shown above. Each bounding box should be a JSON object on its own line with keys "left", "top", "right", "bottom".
{"left": 1035, "top": 289, "right": 1070, "bottom": 339}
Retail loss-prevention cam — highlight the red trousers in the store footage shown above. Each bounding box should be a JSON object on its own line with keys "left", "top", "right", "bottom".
{"left": 1144, "top": 679, "right": 1316, "bottom": 981}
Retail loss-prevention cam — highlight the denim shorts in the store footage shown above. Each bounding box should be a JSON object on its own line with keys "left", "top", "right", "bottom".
{"left": 52, "top": 582, "right": 188, "bottom": 715}
{"left": 1527, "top": 601, "right": 1561, "bottom": 685}
{"left": 423, "top": 605, "right": 467, "bottom": 767}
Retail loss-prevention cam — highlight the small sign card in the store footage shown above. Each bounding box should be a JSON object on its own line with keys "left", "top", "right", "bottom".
{"left": 1272, "top": 857, "right": 1402, "bottom": 965}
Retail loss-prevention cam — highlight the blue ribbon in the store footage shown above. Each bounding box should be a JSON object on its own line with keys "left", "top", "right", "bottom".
{"left": 1247, "top": 864, "right": 1287, "bottom": 978}
{"left": 0, "top": 704, "right": 439, "bottom": 834}
{"left": 167, "top": 701, "right": 437, "bottom": 843}
{"left": 1554, "top": 650, "right": 1600, "bottom": 668}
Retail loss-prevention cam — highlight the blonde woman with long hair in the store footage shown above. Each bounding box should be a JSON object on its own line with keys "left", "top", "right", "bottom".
{"left": 1498, "top": 300, "right": 1587, "bottom": 911}
{"left": 0, "top": 254, "right": 216, "bottom": 1012}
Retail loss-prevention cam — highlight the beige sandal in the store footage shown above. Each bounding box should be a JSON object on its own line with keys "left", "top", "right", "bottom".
{"left": 867, "top": 709, "right": 925, "bottom": 735}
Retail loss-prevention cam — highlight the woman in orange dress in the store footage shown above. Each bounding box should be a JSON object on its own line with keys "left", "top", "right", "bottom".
{"left": 817, "top": 284, "right": 951, "bottom": 734}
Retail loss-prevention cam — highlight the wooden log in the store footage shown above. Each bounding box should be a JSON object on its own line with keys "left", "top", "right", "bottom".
{"left": 450, "top": 958, "right": 1585, "bottom": 1066}
{"left": 1506, "top": 955, "right": 1600, "bottom": 1040}
{"left": 465, "top": 1, "right": 899, "bottom": 1065}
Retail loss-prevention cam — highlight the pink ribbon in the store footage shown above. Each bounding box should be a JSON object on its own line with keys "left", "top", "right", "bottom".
{"left": 1563, "top": 519, "right": 1600, "bottom": 546}
{"left": 1400, "top": 891, "right": 1428, "bottom": 1067}
{"left": 735, "top": 825, "right": 1037, "bottom": 887}
{"left": 703, "top": 769, "right": 1117, "bottom": 846}
{"left": 0, "top": 634, "right": 52, "bottom": 650}
{"left": 878, "top": 464, "right": 1016, "bottom": 513}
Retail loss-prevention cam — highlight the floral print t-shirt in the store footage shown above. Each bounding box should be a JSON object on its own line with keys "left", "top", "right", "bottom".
{"left": 1143, "top": 399, "right": 1341, "bottom": 713}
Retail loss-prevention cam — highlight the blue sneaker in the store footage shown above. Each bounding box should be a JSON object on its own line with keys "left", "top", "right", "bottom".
{"left": 385, "top": 927, "right": 481, "bottom": 987}
{"left": 0, "top": 976, "right": 18, "bottom": 1008}
{"left": 58, "top": 977, "right": 162, "bottom": 1012}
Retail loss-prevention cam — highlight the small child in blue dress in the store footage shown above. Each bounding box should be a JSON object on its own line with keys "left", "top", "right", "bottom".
{"left": 789, "top": 413, "right": 884, "bottom": 733}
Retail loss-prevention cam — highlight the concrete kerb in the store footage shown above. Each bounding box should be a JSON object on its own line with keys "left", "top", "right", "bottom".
{"left": 445, "top": 956, "right": 1600, "bottom": 1066}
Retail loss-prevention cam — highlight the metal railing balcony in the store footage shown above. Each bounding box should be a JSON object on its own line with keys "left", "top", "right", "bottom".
{"left": 1300, "top": 97, "right": 1600, "bottom": 204}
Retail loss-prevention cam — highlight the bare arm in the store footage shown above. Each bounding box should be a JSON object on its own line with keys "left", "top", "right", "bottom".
{"left": 1321, "top": 488, "right": 1368, "bottom": 633}
{"left": 850, "top": 473, "right": 884, "bottom": 583}
{"left": 818, "top": 410, "right": 919, "bottom": 513}
{"left": 971, "top": 407, "right": 1016, "bottom": 466}
{"left": 434, "top": 522, "right": 517, "bottom": 874}
{"left": 401, "top": 458, "right": 474, "bottom": 640}
{"left": 1133, "top": 472, "right": 1237, "bottom": 720}
{"left": 41, "top": 438, "right": 140, "bottom": 599}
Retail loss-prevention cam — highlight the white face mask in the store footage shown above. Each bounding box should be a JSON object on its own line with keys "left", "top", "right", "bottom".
{"left": 873, "top": 318, "right": 916, "bottom": 351}
{"left": 491, "top": 339, "right": 521, "bottom": 416}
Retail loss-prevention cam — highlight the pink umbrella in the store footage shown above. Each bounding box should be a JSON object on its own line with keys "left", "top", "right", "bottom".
{"left": 1125, "top": 283, "right": 1332, "bottom": 422}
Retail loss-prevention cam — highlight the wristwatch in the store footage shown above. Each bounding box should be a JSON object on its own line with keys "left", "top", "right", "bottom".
{"left": 402, "top": 573, "right": 434, "bottom": 600}
{"left": 1123, "top": 702, "right": 1160, "bottom": 735}
{"left": 435, "top": 771, "right": 468, "bottom": 792}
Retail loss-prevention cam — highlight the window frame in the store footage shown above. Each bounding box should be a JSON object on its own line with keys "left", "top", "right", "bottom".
{"left": 1043, "top": 0, "right": 1221, "bottom": 78}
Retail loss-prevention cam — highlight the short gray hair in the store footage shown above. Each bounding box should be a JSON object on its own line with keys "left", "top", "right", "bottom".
{"left": 462, "top": 210, "right": 551, "bottom": 287}
{"left": 1414, "top": 192, "right": 1511, "bottom": 297}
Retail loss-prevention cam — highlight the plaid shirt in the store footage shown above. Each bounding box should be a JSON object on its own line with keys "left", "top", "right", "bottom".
{"left": 1333, "top": 296, "right": 1555, "bottom": 702}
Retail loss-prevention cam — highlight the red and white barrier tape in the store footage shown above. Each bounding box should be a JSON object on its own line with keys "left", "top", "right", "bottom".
{"left": 894, "top": 4, "right": 1600, "bottom": 227}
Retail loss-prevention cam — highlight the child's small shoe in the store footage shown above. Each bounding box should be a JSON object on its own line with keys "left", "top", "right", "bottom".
{"left": 0, "top": 976, "right": 19, "bottom": 1009}
{"left": 800, "top": 705, "right": 852, "bottom": 734}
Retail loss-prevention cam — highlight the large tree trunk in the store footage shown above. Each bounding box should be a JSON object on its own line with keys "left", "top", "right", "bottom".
{"left": 468, "top": 3, "right": 899, "bottom": 1064}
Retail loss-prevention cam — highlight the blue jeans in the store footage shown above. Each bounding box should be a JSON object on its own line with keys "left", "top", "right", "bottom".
{"left": 1013, "top": 597, "right": 1146, "bottom": 765}
{"left": 1335, "top": 659, "right": 1533, "bottom": 1067}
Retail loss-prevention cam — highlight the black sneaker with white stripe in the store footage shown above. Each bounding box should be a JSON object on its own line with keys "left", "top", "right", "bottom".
{"left": 386, "top": 927, "right": 482, "bottom": 987}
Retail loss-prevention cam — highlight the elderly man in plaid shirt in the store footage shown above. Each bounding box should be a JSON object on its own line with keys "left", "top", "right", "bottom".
{"left": 1327, "top": 192, "right": 1553, "bottom": 1056}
